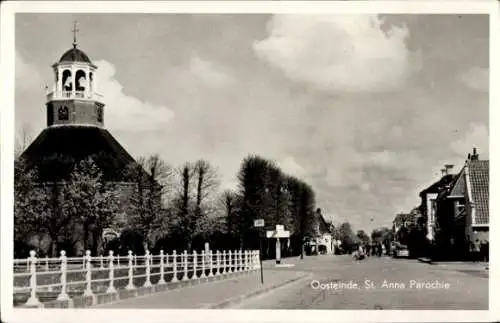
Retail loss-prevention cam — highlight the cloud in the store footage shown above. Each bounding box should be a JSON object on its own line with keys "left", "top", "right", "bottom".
{"left": 460, "top": 66, "right": 488, "bottom": 92}
{"left": 253, "top": 14, "right": 421, "bottom": 93}
{"left": 16, "top": 51, "right": 44, "bottom": 92}
{"left": 279, "top": 156, "right": 305, "bottom": 178}
{"left": 186, "top": 56, "right": 235, "bottom": 87}
{"left": 95, "top": 60, "right": 175, "bottom": 132}
{"left": 450, "top": 123, "right": 489, "bottom": 158}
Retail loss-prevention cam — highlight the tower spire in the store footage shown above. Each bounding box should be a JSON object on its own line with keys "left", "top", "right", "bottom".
{"left": 72, "top": 20, "right": 79, "bottom": 48}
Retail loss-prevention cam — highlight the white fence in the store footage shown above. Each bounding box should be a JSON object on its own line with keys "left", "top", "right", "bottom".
{"left": 13, "top": 249, "right": 260, "bottom": 307}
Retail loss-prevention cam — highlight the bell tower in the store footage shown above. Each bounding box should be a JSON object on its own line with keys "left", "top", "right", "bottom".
{"left": 45, "top": 21, "right": 105, "bottom": 128}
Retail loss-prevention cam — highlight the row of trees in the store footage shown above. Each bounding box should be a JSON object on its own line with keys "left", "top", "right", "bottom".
{"left": 330, "top": 222, "right": 391, "bottom": 254}
{"left": 14, "top": 154, "right": 322, "bottom": 258}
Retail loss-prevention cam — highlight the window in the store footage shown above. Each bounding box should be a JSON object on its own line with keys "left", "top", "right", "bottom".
{"left": 97, "top": 106, "right": 103, "bottom": 122}
{"left": 47, "top": 103, "right": 54, "bottom": 126}
{"left": 58, "top": 106, "right": 69, "bottom": 120}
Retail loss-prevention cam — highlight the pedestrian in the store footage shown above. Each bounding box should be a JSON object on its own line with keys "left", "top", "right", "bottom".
{"left": 480, "top": 241, "right": 486, "bottom": 262}
{"left": 485, "top": 241, "right": 489, "bottom": 262}
{"left": 473, "top": 239, "right": 481, "bottom": 262}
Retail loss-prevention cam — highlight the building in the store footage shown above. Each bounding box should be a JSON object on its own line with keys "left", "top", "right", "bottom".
{"left": 17, "top": 30, "right": 150, "bottom": 254}
{"left": 308, "top": 208, "right": 333, "bottom": 254}
{"left": 437, "top": 148, "right": 489, "bottom": 256}
{"left": 418, "top": 173, "right": 456, "bottom": 242}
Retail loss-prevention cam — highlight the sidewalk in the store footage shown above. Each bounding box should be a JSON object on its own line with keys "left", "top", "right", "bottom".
{"left": 418, "top": 258, "right": 488, "bottom": 271}
{"left": 94, "top": 270, "right": 310, "bottom": 309}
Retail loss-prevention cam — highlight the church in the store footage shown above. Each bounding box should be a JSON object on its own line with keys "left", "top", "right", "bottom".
{"left": 18, "top": 26, "right": 150, "bottom": 253}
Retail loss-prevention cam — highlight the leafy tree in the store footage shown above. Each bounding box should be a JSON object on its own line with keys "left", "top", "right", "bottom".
{"left": 296, "top": 182, "right": 317, "bottom": 258}
{"left": 265, "top": 165, "right": 293, "bottom": 231}
{"left": 338, "top": 222, "right": 357, "bottom": 253}
{"left": 14, "top": 159, "right": 50, "bottom": 256}
{"left": 356, "top": 229, "right": 371, "bottom": 245}
{"left": 61, "top": 158, "right": 120, "bottom": 255}
{"left": 236, "top": 155, "right": 273, "bottom": 249}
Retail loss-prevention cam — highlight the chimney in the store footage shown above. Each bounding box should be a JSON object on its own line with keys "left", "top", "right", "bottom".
{"left": 471, "top": 148, "right": 479, "bottom": 161}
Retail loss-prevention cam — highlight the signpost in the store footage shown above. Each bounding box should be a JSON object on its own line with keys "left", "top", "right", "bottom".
{"left": 266, "top": 225, "right": 290, "bottom": 265}
{"left": 254, "top": 219, "right": 265, "bottom": 284}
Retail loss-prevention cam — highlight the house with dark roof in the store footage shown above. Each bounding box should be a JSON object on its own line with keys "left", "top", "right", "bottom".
{"left": 440, "top": 149, "right": 489, "bottom": 250}
{"left": 418, "top": 173, "right": 456, "bottom": 242}
{"left": 308, "top": 208, "right": 333, "bottom": 254}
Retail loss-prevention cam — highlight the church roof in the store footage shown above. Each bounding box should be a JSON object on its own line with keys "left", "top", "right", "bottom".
{"left": 19, "top": 126, "right": 137, "bottom": 182}
{"left": 59, "top": 47, "right": 92, "bottom": 64}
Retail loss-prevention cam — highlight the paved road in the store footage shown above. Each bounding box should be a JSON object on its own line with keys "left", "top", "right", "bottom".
{"left": 234, "top": 255, "right": 488, "bottom": 310}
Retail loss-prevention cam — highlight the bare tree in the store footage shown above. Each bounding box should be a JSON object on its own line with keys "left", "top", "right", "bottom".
{"left": 15, "top": 126, "right": 33, "bottom": 158}
{"left": 193, "top": 159, "right": 220, "bottom": 218}
{"left": 172, "top": 162, "right": 195, "bottom": 250}
{"left": 125, "top": 154, "right": 174, "bottom": 252}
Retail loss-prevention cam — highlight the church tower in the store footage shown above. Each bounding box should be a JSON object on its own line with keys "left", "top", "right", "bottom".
{"left": 45, "top": 22, "right": 105, "bottom": 127}
{"left": 20, "top": 22, "right": 138, "bottom": 183}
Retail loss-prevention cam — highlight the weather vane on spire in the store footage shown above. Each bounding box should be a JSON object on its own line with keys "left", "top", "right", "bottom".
{"left": 72, "top": 20, "right": 79, "bottom": 48}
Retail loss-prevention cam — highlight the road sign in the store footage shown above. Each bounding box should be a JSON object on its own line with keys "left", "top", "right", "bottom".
{"left": 254, "top": 219, "right": 265, "bottom": 227}
{"left": 266, "top": 224, "right": 290, "bottom": 238}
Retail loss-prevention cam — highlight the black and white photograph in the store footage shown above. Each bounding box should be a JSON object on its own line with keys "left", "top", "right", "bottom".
{"left": 1, "top": 1, "right": 498, "bottom": 322}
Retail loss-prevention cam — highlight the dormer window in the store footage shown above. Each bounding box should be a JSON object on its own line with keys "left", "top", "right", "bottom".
{"left": 58, "top": 106, "right": 69, "bottom": 120}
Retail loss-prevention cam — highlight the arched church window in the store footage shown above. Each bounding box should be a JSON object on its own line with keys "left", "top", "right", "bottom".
{"left": 58, "top": 106, "right": 69, "bottom": 120}
{"left": 47, "top": 103, "right": 54, "bottom": 126}
{"left": 97, "top": 106, "right": 103, "bottom": 122}
{"left": 76, "top": 70, "right": 87, "bottom": 92}
{"left": 62, "top": 70, "right": 72, "bottom": 92}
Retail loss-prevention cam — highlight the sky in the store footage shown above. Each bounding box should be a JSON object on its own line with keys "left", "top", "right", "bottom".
{"left": 15, "top": 13, "right": 489, "bottom": 233}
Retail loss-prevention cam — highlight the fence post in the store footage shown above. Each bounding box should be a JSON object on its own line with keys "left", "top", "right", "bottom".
{"left": 182, "top": 250, "right": 189, "bottom": 281}
{"left": 233, "top": 250, "right": 238, "bottom": 273}
{"left": 164, "top": 251, "right": 169, "bottom": 277}
{"left": 144, "top": 250, "right": 152, "bottom": 287}
{"left": 125, "top": 250, "right": 135, "bottom": 290}
{"left": 56, "top": 250, "right": 70, "bottom": 301}
{"left": 208, "top": 250, "right": 214, "bottom": 277}
{"left": 158, "top": 250, "right": 166, "bottom": 285}
{"left": 83, "top": 250, "right": 94, "bottom": 297}
{"left": 100, "top": 255, "right": 104, "bottom": 269}
{"left": 106, "top": 250, "right": 117, "bottom": 294}
{"left": 45, "top": 256, "right": 49, "bottom": 272}
{"left": 242, "top": 250, "right": 247, "bottom": 272}
{"left": 192, "top": 251, "right": 198, "bottom": 279}
{"left": 171, "top": 250, "right": 178, "bottom": 282}
{"left": 200, "top": 250, "right": 206, "bottom": 278}
{"left": 228, "top": 250, "right": 233, "bottom": 273}
{"left": 25, "top": 250, "right": 41, "bottom": 306}
{"left": 245, "top": 250, "right": 250, "bottom": 273}
{"left": 215, "top": 251, "right": 220, "bottom": 276}
{"left": 219, "top": 250, "right": 224, "bottom": 274}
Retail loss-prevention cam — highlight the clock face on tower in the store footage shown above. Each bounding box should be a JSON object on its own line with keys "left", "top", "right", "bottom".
{"left": 58, "top": 106, "right": 69, "bottom": 120}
